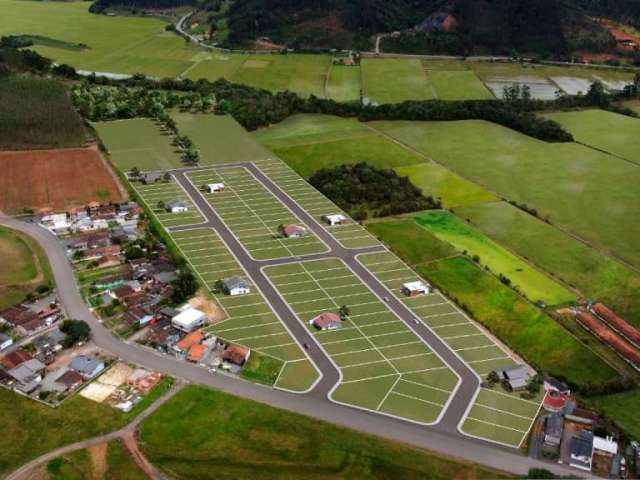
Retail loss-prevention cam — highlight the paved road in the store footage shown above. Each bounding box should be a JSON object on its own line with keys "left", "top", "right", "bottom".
{"left": 0, "top": 215, "right": 583, "bottom": 478}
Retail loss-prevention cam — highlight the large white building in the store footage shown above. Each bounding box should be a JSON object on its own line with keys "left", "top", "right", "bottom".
{"left": 172, "top": 306, "right": 207, "bottom": 332}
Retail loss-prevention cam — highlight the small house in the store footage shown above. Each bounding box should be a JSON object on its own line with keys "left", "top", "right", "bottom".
{"left": 223, "top": 344, "right": 251, "bottom": 366}
{"left": 593, "top": 436, "right": 618, "bottom": 457}
{"left": 172, "top": 307, "right": 206, "bottom": 332}
{"left": 174, "top": 329, "right": 205, "bottom": 352}
{"left": 497, "top": 364, "right": 530, "bottom": 391}
{"left": 207, "top": 183, "right": 225, "bottom": 193}
{"left": 544, "top": 377, "right": 570, "bottom": 395}
{"left": 166, "top": 200, "right": 189, "bottom": 213}
{"left": 323, "top": 214, "right": 348, "bottom": 226}
{"left": 141, "top": 172, "right": 163, "bottom": 184}
{"left": 282, "top": 224, "right": 306, "bottom": 238}
{"left": 223, "top": 276, "right": 250, "bottom": 296}
{"left": 97, "top": 255, "right": 122, "bottom": 269}
{"left": 311, "top": 312, "right": 342, "bottom": 331}
{"left": 69, "top": 355, "right": 105, "bottom": 378}
{"left": 569, "top": 431, "right": 594, "bottom": 472}
{"left": 0, "top": 349, "right": 32, "bottom": 370}
{"left": 0, "top": 333, "right": 13, "bottom": 351}
{"left": 187, "top": 344, "right": 206, "bottom": 363}
{"left": 543, "top": 413, "right": 564, "bottom": 447}
{"left": 401, "top": 281, "right": 430, "bottom": 297}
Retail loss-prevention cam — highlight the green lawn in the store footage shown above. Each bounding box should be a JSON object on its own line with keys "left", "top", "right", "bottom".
{"left": 171, "top": 113, "right": 271, "bottom": 164}
{"left": 374, "top": 119, "right": 640, "bottom": 270}
{"left": 429, "top": 71, "right": 494, "bottom": 100}
{"left": 139, "top": 385, "right": 512, "bottom": 479}
{"left": 543, "top": 109, "right": 640, "bottom": 166}
{"left": 183, "top": 53, "right": 248, "bottom": 81}
{"left": 95, "top": 118, "right": 183, "bottom": 172}
{"left": 583, "top": 390, "right": 640, "bottom": 440}
{"left": 414, "top": 211, "right": 575, "bottom": 305}
{"left": 326, "top": 65, "right": 361, "bottom": 101}
{"left": 361, "top": 58, "right": 435, "bottom": 104}
{"left": 240, "top": 352, "right": 285, "bottom": 386}
{"left": 456, "top": 201, "right": 640, "bottom": 327}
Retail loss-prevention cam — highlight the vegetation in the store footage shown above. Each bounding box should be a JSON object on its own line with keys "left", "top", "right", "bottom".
{"left": 583, "top": 390, "right": 640, "bottom": 440}
{"left": 139, "top": 385, "right": 512, "bottom": 479}
{"left": 309, "top": 163, "right": 440, "bottom": 220}
{"left": 59, "top": 319, "right": 91, "bottom": 347}
{"left": 240, "top": 353, "right": 284, "bottom": 386}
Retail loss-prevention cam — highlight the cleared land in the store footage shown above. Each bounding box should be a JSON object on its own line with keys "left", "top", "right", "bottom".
{"left": 132, "top": 178, "right": 204, "bottom": 229}
{"left": 0, "top": 146, "right": 124, "bottom": 213}
{"left": 414, "top": 211, "right": 575, "bottom": 305}
{"left": 456, "top": 201, "right": 640, "bottom": 327}
{"left": 265, "top": 258, "right": 459, "bottom": 425}
{"left": 544, "top": 109, "right": 640, "bottom": 166}
{"left": 361, "top": 58, "right": 435, "bottom": 104}
{"left": 374, "top": 119, "right": 640, "bottom": 270}
{"left": 95, "top": 119, "right": 184, "bottom": 172}
{"left": 187, "top": 167, "right": 328, "bottom": 260}
{"left": 326, "top": 65, "right": 361, "bottom": 102}
{"left": 428, "top": 71, "right": 494, "bottom": 100}
{"left": 139, "top": 385, "right": 512, "bottom": 479}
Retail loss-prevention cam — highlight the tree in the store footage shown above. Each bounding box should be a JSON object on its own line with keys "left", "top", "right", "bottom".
{"left": 163, "top": 172, "right": 171, "bottom": 182}
{"left": 585, "top": 80, "right": 609, "bottom": 107}
{"left": 130, "top": 166, "right": 140, "bottom": 178}
{"left": 214, "top": 279, "right": 226, "bottom": 294}
{"left": 172, "top": 270, "right": 198, "bottom": 303}
{"left": 157, "top": 200, "right": 165, "bottom": 211}
{"left": 59, "top": 319, "right": 91, "bottom": 348}
{"left": 339, "top": 305, "right": 350, "bottom": 320}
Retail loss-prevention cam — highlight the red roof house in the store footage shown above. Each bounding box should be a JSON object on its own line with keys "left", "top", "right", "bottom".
{"left": 223, "top": 344, "right": 251, "bottom": 366}
{"left": 310, "top": 312, "right": 342, "bottom": 331}
{"left": 0, "top": 350, "right": 33, "bottom": 370}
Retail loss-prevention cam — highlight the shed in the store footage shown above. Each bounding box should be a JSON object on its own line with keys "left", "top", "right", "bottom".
{"left": 207, "top": 183, "right": 225, "bottom": 193}
{"left": 223, "top": 344, "right": 250, "bottom": 366}
{"left": 223, "top": 276, "right": 250, "bottom": 296}
{"left": 401, "top": 281, "right": 430, "bottom": 296}
{"left": 311, "top": 312, "right": 342, "bottom": 331}
{"left": 323, "top": 214, "right": 347, "bottom": 226}
{"left": 498, "top": 364, "right": 530, "bottom": 391}
{"left": 166, "top": 200, "right": 189, "bottom": 213}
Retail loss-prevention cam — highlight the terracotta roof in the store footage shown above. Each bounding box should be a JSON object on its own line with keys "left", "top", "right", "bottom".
{"left": 56, "top": 369, "right": 84, "bottom": 388}
{"left": 0, "top": 305, "right": 38, "bottom": 326}
{"left": 283, "top": 224, "right": 305, "bottom": 236}
{"left": 176, "top": 330, "right": 204, "bottom": 352}
{"left": 223, "top": 344, "right": 250, "bottom": 365}
{"left": 97, "top": 255, "right": 121, "bottom": 267}
{"left": 312, "top": 312, "right": 341, "bottom": 329}
{"left": 188, "top": 344, "right": 206, "bottom": 362}
{"left": 543, "top": 391, "right": 568, "bottom": 412}
{"left": 112, "top": 285, "right": 135, "bottom": 299}
{"left": 0, "top": 350, "right": 33, "bottom": 369}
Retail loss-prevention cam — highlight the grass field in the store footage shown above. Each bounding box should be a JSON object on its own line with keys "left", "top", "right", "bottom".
{"left": 544, "top": 109, "right": 640, "bottom": 166}
{"left": 186, "top": 167, "right": 328, "bottom": 260}
{"left": 456, "top": 201, "right": 640, "bottom": 327}
{"left": 361, "top": 58, "right": 435, "bottom": 104}
{"left": 139, "top": 385, "right": 512, "bottom": 479}
{"left": 131, "top": 178, "right": 204, "bottom": 229}
{"left": 171, "top": 113, "right": 270, "bottom": 164}
{"left": 326, "top": 65, "right": 361, "bottom": 101}
{"left": 95, "top": 119, "right": 183, "bottom": 172}
{"left": 374, "top": 119, "right": 640, "bottom": 270}
{"left": 428, "top": 71, "right": 494, "bottom": 100}
{"left": 414, "top": 211, "right": 575, "bottom": 305}
{"left": 583, "top": 389, "right": 640, "bottom": 440}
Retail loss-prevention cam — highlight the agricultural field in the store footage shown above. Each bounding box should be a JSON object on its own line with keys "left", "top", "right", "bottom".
{"left": 265, "top": 258, "right": 459, "bottom": 425}
{"left": 139, "top": 385, "right": 513, "bottom": 479}
{"left": 171, "top": 113, "right": 271, "bottom": 164}
{"left": 0, "top": 76, "right": 85, "bottom": 150}
{"left": 428, "top": 70, "right": 494, "bottom": 100}
{"left": 186, "top": 167, "right": 328, "bottom": 260}
{"left": 326, "top": 65, "right": 361, "bottom": 102}
{"left": 183, "top": 52, "right": 248, "bottom": 81}
{"left": 169, "top": 228, "right": 318, "bottom": 391}
{"left": 0, "top": 226, "right": 52, "bottom": 310}
{"left": 131, "top": 178, "right": 204, "bottom": 229}
{"left": 0, "top": 146, "right": 124, "bottom": 213}
{"left": 414, "top": 211, "right": 575, "bottom": 305}
{"left": 584, "top": 390, "right": 640, "bottom": 441}
{"left": 544, "top": 109, "right": 640, "bottom": 166}
{"left": 373, "top": 119, "right": 640, "bottom": 270}
{"left": 361, "top": 58, "right": 435, "bottom": 104}
{"left": 95, "top": 118, "right": 184, "bottom": 172}
{"left": 456, "top": 201, "right": 640, "bottom": 327}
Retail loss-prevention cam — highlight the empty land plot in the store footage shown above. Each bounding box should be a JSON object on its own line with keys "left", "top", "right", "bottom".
{"left": 183, "top": 53, "right": 248, "bottom": 81}
{"left": 265, "top": 258, "right": 458, "bottom": 424}
{"left": 484, "top": 77, "right": 558, "bottom": 100}
{"left": 95, "top": 119, "right": 183, "bottom": 172}
{"left": 171, "top": 113, "right": 271, "bottom": 165}
{"left": 326, "top": 65, "right": 361, "bottom": 102}
{"left": 131, "top": 178, "right": 204, "bottom": 229}
{"left": 361, "top": 58, "right": 435, "bottom": 104}
{"left": 187, "top": 167, "right": 328, "bottom": 260}
{"left": 0, "top": 147, "right": 124, "bottom": 214}
{"left": 543, "top": 109, "right": 640, "bottom": 166}
{"left": 170, "top": 228, "right": 318, "bottom": 392}
{"left": 429, "top": 71, "right": 494, "bottom": 100}
{"left": 373, "top": 119, "right": 640, "bottom": 270}
{"left": 253, "top": 158, "right": 380, "bottom": 249}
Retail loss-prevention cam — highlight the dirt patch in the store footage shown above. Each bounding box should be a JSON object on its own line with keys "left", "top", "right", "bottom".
{"left": 189, "top": 292, "right": 225, "bottom": 323}
{"left": 87, "top": 443, "right": 107, "bottom": 480}
{"left": 122, "top": 430, "right": 156, "bottom": 479}
{"left": 0, "top": 145, "right": 125, "bottom": 214}
{"left": 23, "top": 465, "right": 49, "bottom": 480}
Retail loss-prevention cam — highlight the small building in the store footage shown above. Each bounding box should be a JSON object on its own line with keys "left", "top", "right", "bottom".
{"left": 593, "top": 435, "right": 618, "bottom": 456}
{"left": 141, "top": 172, "right": 163, "bottom": 184}
{"left": 41, "top": 368, "right": 84, "bottom": 393}
{"left": 282, "top": 224, "right": 306, "bottom": 238}
{"left": 497, "top": 364, "right": 530, "bottom": 391}
{"left": 544, "top": 413, "right": 564, "bottom": 447}
{"left": 223, "top": 344, "right": 250, "bottom": 366}
{"left": 0, "top": 349, "right": 32, "bottom": 370}
{"left": 544, "top": 377, "right": 570, "bottom": 395}
{"left": 569, "top": 431, "right": 594, "bottom": 472}
{"left": 166, "top": 200, "right": 189, "bottom": 213}
{"left": 311, "top": 312, "right": 342, "bottom": 331}
{"left": 174, "top": 329, "right": 205, "bottom": 352}
{"left": 323, "top": 214, "right": 348, "bottom": 226}
{"left": 401, "top": 281, "right": 430, "bottom": 297}
{"left": 172, "top": 307, "right": 206, "bottom": 333}
{"left": 543, "top": 390, "right": 568, "bottom": 413}
{"left": 207, "top": 183, "right": 225, "bottom": 193}
{"left": 69, "top": 355, "right": 105, "bottom": 378}
{"left": 97, "top": 255, "right": 122, "bottom": 269}
{"left": 0, "top": 333, "right": 13, "bottom": 351}
{"left": 187, "top": 344, "right": 206, "bottom": 363}
{"left": 223, "top": 276, "right": 250, "bottom": 296}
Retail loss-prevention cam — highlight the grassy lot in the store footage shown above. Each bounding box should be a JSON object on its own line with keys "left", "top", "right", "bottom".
{"left": 131, "top": 179, "right": 204, "bottom": 229}
{"left": 240, "top": 352, "right": 284, "bottom": 386}
{"left": 583, "top": 390, "right": 640, "bottom": 440}
{"left": 45, "top": 449, "right": 92, "bottom": 480}
{"left": 457, "top": 201, "right": 640, "bottom": 327}
{"left": 0, "top": 226, "right": 52, "bottom": 310}
{"left": 414, "top": 211, "right": 575, "bottom": 305}
{"left": 95, "top": 119, "right": 183, "bottom": 172}
{"left": 183, "top": 52, "right": 248, "bottom": 81}
{"left": 428, "top": 71, "right": 494, "bottom": 100}
{"left": 140, "top": 385, "right": 512, "bottom": 479}
{"left": 172, "top": 113, "right": 270, "bottom": 164}
{"left": 374, "top": 119, "right": 640, "bottom": 270}
{"left": 361, "top": 58, "right": 435, "bottom": 104}
{"left": 543, "top": 109, "right": 640, "bottom": 166}
{"left": 326, "top": 65, "right": 361, "bottom": 101}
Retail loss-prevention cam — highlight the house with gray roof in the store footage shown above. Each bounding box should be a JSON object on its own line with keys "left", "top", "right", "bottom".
{"left": 497, "top": 364, "right": 530, "bottom": 391}
{"left": 223, "top": 276, "right": 250, "bottom": 296}
{"left": 69, "top": 355, "right": 105, "bottom": 378}
{"left": 166, "top": 199, "right": 189, "bottom": 213}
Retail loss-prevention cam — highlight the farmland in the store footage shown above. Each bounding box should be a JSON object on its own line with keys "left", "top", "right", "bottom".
{"left": 131, "top": 178, "right": 204, "bottom": 229}
{"left": 361, "top": 58, "right": 435, "bottom": 104}
{"left": 0, "top": 146, "right": 124, "bottom": 214}
{"left": 326, "top": 65, "right": 361, "bottom": 102}
{"left": 428, "top": 70, "right": 494, "bottom": 101}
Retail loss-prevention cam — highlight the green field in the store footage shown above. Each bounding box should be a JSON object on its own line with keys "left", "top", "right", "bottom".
{"left": 139, "top": 385, "right": 512, "bottom": 479}
{"left": 131, "top": 179, "right": 205, "bottom": 229}
{"left": 428, "top": 71, "right": 494, "bottom": 100}
{"left": 583, "top": 390, "right": 640, "bottom": 440}
{"left": 171, "top": 113, "right": 270, "bottom": 164}
{"left": 326, "top": 65, "right": 361, "bottom": 101}
{"left": 544, "top": 109, "right": 640, "bottom": 166}
{"left": 361, "top": 58, "right": 435, "bottom": 104}
{"left": 373, "top": 119, "right": 640, "bottom": 270}
{"left": 456, "top": 201, "right": 640, "bottom": 326}
{"left": 184, "top": 52, "right": 248, "bottom": 81}
{"left": 95, "top": 118, "right": 183, "bottom": 172}
{"left": 414, "top": 211, "right": 575, "bottom": 305}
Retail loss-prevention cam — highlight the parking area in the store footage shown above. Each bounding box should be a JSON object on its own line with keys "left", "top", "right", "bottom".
{"left": 132, "top": 179, "right": 204, "bottom": 228}
{"left": 170, "top": 227, "right": 318, "bottom": 392}
{"left": 186, "top": 167, "right": 328, "bottom": 260}
{"left": 254, "top": 158, "right": 380, "bottom": 249}
{"left": 358, "top": 251, "right": 542, "bottom": 446}
{"left": 264, "top": 258, "right": 459, "bottom": 424}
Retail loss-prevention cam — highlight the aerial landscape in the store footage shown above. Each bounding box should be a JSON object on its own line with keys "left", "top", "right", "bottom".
{"left": 1, "top": 0, "right": 640, "bottom": 478}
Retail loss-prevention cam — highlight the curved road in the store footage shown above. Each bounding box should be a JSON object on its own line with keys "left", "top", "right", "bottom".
{"left": 0, "top": 214, "right": 582, "bottom": 478}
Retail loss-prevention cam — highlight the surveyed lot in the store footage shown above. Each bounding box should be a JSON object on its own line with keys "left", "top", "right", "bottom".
{"left": 265, "top": 258, "right": 459, "bottom": 424}
{"left": 95, "top": 119, "right": 184, "bottom": 172}
{"left": 170, "top": 228, "right": 318, "bottom": 392}
{"left": 187, "top": 167, "right": 328, "bottom": 260}
{"left": 131, "top": 178, "right": 204, "bottom": 229}
{"left": 358, "top": 250, "right": 542, "bottom": 447}
{"left": 0, "top": 147, "right": 123, "bottom": 214}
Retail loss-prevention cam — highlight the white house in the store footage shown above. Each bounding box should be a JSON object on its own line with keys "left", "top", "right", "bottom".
{"left": 172, "top": 306, "right": 207, "bottom": 332}
{"left": 323, "top": 214, "right": 347, "bottom": 226}
{"left": 401, "top": 281, "right": 430, "bottom": 296}
{"left": 0, "top": 333, "right": 13, "bottom": 351}
{"left": 282, "top": 224, "right": 306, "bottom": 238}
{"left": 223, "top": 276, "right": 251, "bottom": 296}
{"left": 207, "top": 183, "right": 225, "bottom": 193}
{"left": 166, "top": 200, "right": 189, "bottom": 213}
{"left": 593, "top": 436, "right": 618, "bottom": 457}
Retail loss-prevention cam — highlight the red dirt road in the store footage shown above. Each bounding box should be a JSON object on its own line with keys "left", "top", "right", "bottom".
{"left": 0, "top": 145, "right": 125, "bottom": 213}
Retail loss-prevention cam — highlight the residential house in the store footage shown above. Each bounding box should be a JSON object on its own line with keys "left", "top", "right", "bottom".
{"left": 41, "top": 368, "right": 83, "bottom": 393}
{"left": 141, "top": 172, "right": 163, "bottom": 184}
{"left": 207, "top": 183, "right": 225, "bottom": 193}
{"left": 0, "top": 350, "right": 32, "bottom": 369}
{"left": 84, "top": 245, "right": 121, "bottom": 260}
{"left": 174, "top": 329, "right": 205, "bottom": 353}
{"left": 223, "top": 344, "right": 250, "bottom": 366}
{"left": 69, "top": 355, "right": 105, "bottom": 378}
{"left": 311, "top": 312, "right": 342, "bottom": 331}
{"left": 109, "top": 285, "right": 136, "bottom": 302}
{"left": 544, "top": 377, "right": 570, "bottom": 395}
{"left": 569, "top": 431, "right": 594, "bottom": 471}
{"left": 15, "top": 316, "right": 45, "bottom": 336}
{"left": 166, "top": 200, "right": 188, "bottom": 213}
{"left": 8, "top": 358, "right": 46, "bottom": 393}
{"left": 123, "top": 306, "right": 154, "bottom": 326}
{"left": 497, "top": 364, "right": 530, "bottom": 391}
{"left": 40, "top": 213, "right": 70, "bottom": 234}
{"left": 223, "top": 276, "right": 250, "bottom": 296}
{"left": 544, "top": 413, "right": 564, "bottom": 448}
{"left": 0, "top": 305, "right": 39, "bottom": 329}
{"left": 282, "top": 224, "right": 306, "bottom": 238}
{"left": 187, "top": 344, "right": 206, "bottom": 363}
{"left": 172, "top": 307, "right": 206, "bottom": 333}
{"left": 97, "top": 255, "right": 122, "bottom": 269}
{"left": 401, "top": 281, "right": 430, "bottom": 296}
{"left": 0, "top": 333, "right": 13, "bottom": 351}
{"left": 323, "top": 214, "right": 347, "bottom": 226}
